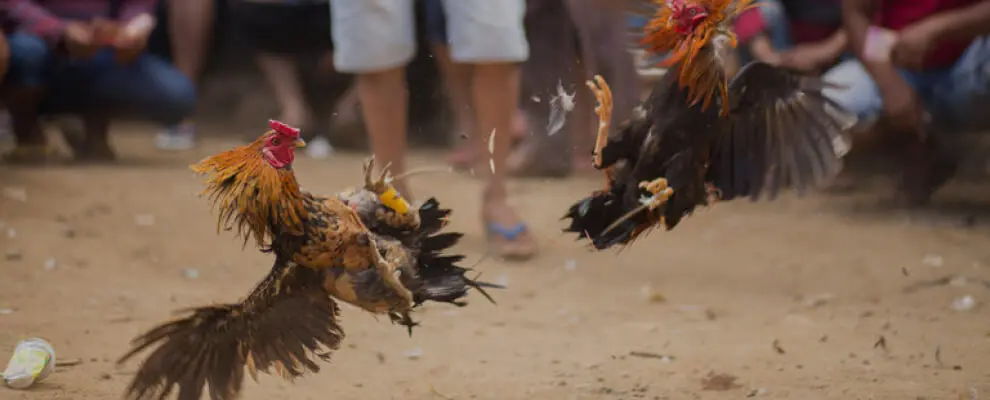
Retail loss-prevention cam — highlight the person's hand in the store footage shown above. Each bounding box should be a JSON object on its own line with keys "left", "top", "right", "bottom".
{"left": 778, "top": 42, "right": 837, "bottom": 73}
{"left": 63, "top": 21, "right": 98, "bottom": 59}
{"left": 879, "top": 75, "right": 926, "bottom": 132}
{"left": 892, "top": 18, "right": 943, "bottom": 70}
{"left": 112, "top": 13, "right": 156, "bottom": 63}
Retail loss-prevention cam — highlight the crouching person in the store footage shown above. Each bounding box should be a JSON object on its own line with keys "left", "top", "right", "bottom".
{"left": 2, "top": 0, "right": 195, "bottom": 164}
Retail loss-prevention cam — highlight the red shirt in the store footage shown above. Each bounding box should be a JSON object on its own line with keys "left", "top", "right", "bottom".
{"left": 734, "top": 0, "right": 842, "bottom": 45}
{"left": 877, "top": 0, "right": 980, "bottom": 68}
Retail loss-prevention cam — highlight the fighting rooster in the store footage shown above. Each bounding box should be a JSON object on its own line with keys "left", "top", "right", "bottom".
{"left": 117, "top": 120, "right": 498, "bottom": 400}
{"left": 562, "top": 0, "right": 857, "bottom": 250}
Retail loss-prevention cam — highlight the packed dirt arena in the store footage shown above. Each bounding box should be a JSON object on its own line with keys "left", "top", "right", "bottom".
{"left": 2, "top": 0, "right": 990, "bottom": 399}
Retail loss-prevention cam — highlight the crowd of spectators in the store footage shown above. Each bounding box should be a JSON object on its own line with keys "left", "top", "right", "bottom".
{"left": 0, "top": 0, "right": 987, "bottom": 256}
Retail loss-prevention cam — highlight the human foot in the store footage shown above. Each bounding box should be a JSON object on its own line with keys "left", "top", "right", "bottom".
{"left": 482, "top": 195, "right": 537, "bottom": 261}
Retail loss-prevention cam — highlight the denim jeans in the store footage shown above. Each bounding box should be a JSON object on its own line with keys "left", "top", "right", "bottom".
{"left": 821, "top": 37, "right": 990, "bottom": 131}
{"left": 5, "top": 32, "right": 196, "bottom": 125}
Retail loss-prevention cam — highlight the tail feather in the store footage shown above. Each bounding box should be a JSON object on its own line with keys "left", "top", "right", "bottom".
{"left": 562, "top": 190, "right": 650, "bottom": 250}
{"left": 413, "top": 198, "right": 503, "bottom": 306}
{"left": 118, "top": 259, "right": 344, "bottom": 400}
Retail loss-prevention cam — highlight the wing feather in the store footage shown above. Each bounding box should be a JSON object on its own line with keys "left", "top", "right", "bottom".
{"left": 119, "top": 258, "right": 343, "bottom": 400}
{"left": 711, "top": 62, "right": 855, "bottom": 201}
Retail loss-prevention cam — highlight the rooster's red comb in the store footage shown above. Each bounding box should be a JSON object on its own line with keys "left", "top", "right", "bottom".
{"left": 268, "top": 119, "right": 300, "bottom": 139}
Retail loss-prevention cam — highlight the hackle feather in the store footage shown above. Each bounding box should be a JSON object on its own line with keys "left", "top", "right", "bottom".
{"left": 190, "top": 131, "right": 308, "bottom": 248}
{"left": 640, "top": 0, "right": 756, "bottom": 115}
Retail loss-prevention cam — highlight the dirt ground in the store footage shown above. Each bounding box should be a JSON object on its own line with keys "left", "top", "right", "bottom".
{"left": 2, "top": 128, "right": 990, "bottom": 400}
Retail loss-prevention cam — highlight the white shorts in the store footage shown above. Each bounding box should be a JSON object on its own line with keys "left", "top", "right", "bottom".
{"left": 329, "top": 0, "right": 529, "bottom": 73}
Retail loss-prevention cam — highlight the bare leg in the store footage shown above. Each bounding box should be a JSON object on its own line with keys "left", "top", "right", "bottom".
{"left": 432, "top": 44, "right": 477, "bottom": 168}
{"left": 2, "top": 87, "right": 55, "bottom": 164}
{"left": 256, "top": 53, "right": 313, "bottom": 128}
{"left": 354, "top": 68, "right": 412, "bottom": 199}
{"left": 472, "top": 62, "right": 537, "bottom": 259}
{"left": 156, "top": 0, "right": 213, "bottom": 151}
{"left": 167, "top": 0, "right": 213, "bottom": 83}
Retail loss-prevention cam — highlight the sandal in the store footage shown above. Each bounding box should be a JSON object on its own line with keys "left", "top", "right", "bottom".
{"left": 485, "top": 222, "right": 538, "bottom": 261}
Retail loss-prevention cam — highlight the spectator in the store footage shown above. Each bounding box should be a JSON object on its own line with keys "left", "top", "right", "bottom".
{"left": 328, "top": 0, "right": 538, "bottom": 260}
{"left": 1, "top": 0, "right": 195, "bottom": 164}
{"left": 825, "top": 0, "right": 990, "bottom": 204}
{"left": 231, "top": 0, "right": 335, "bottom": 152}
{"left": 733, "top": 0, "right": 846, "bottom": 74}
{"left": 507, "top": 0, "right": 640, "bottom": 177}
{"left": 153, "top": 0, "right": 214, "bottom": 151}
{"left": 424, "top": 0, "right": 529, "bottom": 171}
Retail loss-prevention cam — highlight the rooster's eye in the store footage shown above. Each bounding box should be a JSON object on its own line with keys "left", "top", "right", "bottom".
{"left": 688, "top": 8, "right": 696, "bottom": 15}
{"left": 271, "top": 138, "right": 280, "bottom": 146}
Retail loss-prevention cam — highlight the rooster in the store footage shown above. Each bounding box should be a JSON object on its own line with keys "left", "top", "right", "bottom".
{"left": 117, "top": 120, "right": 499, "bottom": 400}
{"left": 563, "top": 0, "right": 857, "bottom": 250}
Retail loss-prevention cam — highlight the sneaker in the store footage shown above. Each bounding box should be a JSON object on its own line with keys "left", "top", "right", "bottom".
{"left": 304, "top": 135, "right": 334, "bottom": 159}
{"left": 155, "top": 123, "right": 196, "bottom": 151}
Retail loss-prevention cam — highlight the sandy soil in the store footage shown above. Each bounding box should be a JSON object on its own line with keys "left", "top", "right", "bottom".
{"left": 2, "top": 129, "right": 990, "bottom": 400}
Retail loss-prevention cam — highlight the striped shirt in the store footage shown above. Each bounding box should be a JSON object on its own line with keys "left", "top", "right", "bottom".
{"left": 2, "top": 0, "right": 158, "bottom": 46}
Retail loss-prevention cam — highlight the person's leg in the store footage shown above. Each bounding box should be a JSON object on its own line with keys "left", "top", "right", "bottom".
{"left": 256, "top": 53, "right": 313, "bottom": 128}
{"left": 445, "top": 0, "right": 537, "bottom": 259}
{"left": 329, "top": 0, "right": 416, "bottom": 197}
{"left": 155, "top": 0, "right": 214, "bottom": 151}
{"left": 2, "top": 33, "right": 54, "bottom": 163}
{"left": 933, "top": 37, "right": 990, "bottom": 132}
{"left": 424, "top": 0, "right": 477, "bottom": 168}
{"left": 44, "top": 49, "right": 196, "bottom": 160}
{"left": 821, "top": 59, "right": 883, "bottom": 138}
{"left": 508, "top": 0, "right": 581, "bottom": 177}
{"left": 567, "top": 0, "right": 640, "bottom": 173}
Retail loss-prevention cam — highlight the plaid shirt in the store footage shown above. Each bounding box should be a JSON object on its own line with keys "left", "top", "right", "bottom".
{"left": 1, "top": 0, "right": 158, "bottom": 46}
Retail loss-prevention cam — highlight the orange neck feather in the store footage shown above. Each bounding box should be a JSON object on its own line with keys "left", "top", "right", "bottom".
{"left": 640, "top": 0, "right": 755, "bottom": 115}
{"left": 190, "top": 133, "right": 308, "bottom": 248}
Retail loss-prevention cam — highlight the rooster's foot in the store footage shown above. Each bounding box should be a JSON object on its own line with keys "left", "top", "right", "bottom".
{"left": 389, "top": 311, "right": 419, "bottom": 336}
{"left": 638, "top": 178, "right": 674, "bottom": 211}
{"left": 363, "top": 156, "right": 414, "bottom": 217}
{"left": 374, "top": 254, "right": 415, "bottom": 309}
{"left": 586, "top": 75, "right": 613, "bottom": 171}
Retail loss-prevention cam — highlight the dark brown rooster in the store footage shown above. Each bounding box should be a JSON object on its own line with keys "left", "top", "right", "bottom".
{"left": 117, "top": 120, "right": 499, "bottom": 400}
{"left": 563, "top": 0, "right": 857, "bottom": 250}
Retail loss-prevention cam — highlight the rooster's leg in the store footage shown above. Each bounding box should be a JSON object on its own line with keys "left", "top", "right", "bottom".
{"left": 639, "top": 178, "right": 674, "bottom": 211}
{"left": 364, "top": 157, "right": 418, "bottom": 225}
{"left": 389, "top": 311, "right": 419, "bottom": 336}
{"left": 368, "top": 241, "right": 415, "bottom": 308}
{"left": 586, "top": 75, "right": 614, "bottom": 189}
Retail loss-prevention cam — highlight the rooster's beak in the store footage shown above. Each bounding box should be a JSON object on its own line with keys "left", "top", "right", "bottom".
{"left": 294, "top": 139, "right": 307, "bottom": 148}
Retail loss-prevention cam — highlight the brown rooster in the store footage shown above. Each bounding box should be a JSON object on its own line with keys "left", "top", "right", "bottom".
{"left": 563, "top": 0, "right": 857, "bottom": 250}
{"left": 117, "top": 120, "right": 499, "bottom": 400}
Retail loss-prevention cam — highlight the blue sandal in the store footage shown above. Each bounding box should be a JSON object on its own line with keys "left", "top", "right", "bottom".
{"left": 486, "top": 222, "right": 538, "bottom": 261}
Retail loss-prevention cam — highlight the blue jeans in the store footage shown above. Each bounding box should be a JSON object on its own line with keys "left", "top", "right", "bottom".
{"left": 821, "top": 36, "right": 990, "bottom": 131}
{"left": 6, "top": 33, "right": 196, "bottom": 125}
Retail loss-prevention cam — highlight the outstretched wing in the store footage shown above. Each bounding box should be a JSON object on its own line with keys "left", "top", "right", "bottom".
{"left": 709, "top": 61, "right": 856, "bottom": 201}
{"left": 119, "top": 258, "right": 344, "bottom": 400}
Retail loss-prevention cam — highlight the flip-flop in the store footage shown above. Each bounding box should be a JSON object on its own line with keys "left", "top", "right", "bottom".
{"left": 486, "top": 222, "right": 537, "bottom": 261}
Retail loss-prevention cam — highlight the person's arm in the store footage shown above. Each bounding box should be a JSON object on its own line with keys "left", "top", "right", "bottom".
{"left": 734, "top": 4, "right": 780, "bottom": 63}
{"left": 841, "top": 0, "right": 905, "bottom": 96}
{"left": 923, "top": 0, "right": 990, "bottom": 41}
{"left": 118, "top": 0, "right": 158, "bottom": 22}
{"left": 1, "top": 0, "right": 67, "bottom": 46}
{"left": 820, "top": 29, "right": 848, "bottom": 60}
